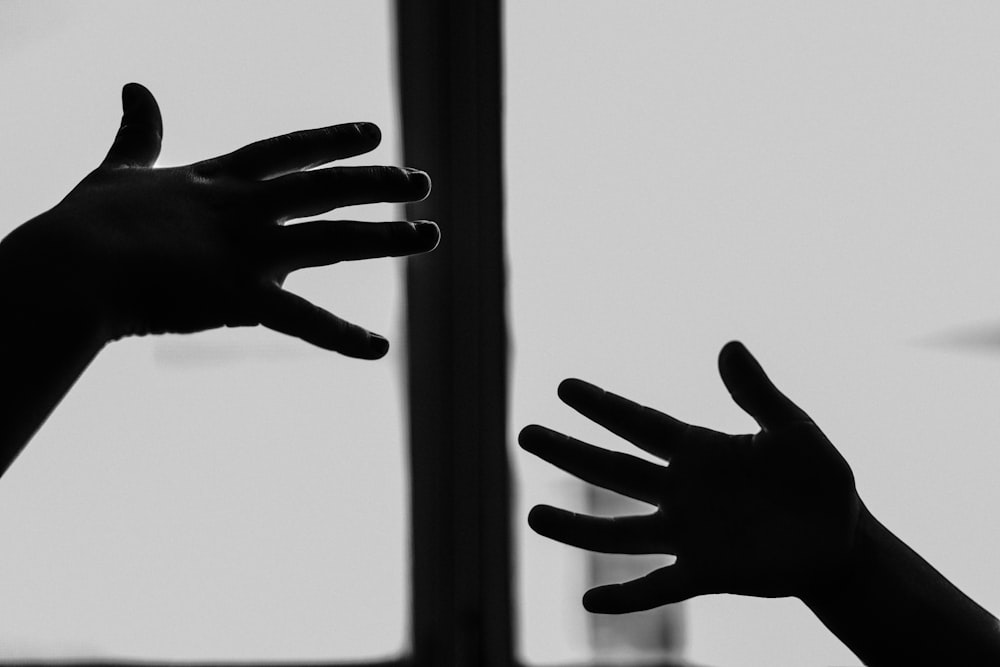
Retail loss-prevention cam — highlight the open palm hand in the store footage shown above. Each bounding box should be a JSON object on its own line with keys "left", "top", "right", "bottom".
{"left": 0, "top": 83, "right": 437, "bottom": 358}
{"left": 520, "top": 341, "right": 862, "bottom": 613}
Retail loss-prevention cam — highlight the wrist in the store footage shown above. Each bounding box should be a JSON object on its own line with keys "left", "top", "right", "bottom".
{"left": 798, "top": 501, "right": 881, "bottom": 609}
{"left": 799, "top": 502, "right": 1000, "bottom": 665}
{"left": 0, "top": 218, "right": 112, "bottom": 348}
{"left": 0, "top": 226, "right": 109, "bottom": 464}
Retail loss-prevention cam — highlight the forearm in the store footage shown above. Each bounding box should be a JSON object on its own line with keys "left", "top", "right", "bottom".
{"left": 802, "top": 505, "right": 1000, "bottom": 666}
{"left": 0, "top": 232, "right": 106, "bottom": 475}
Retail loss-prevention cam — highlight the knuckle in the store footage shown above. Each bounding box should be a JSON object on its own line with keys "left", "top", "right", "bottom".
{"left": 393, "top": 221, "right": 420, "bottom": 238}
{"left": 364, "top": 165, "right": 400, "bottom": 181}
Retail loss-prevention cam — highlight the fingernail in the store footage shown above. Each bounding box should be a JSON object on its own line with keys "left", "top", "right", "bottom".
{"left": 517, "top": 425, "right": 539, "bottom": 450}
{"left": 557, "top": 378, "right": 599, "bottom": 402}
{"left": 527, "top": 506, "right": 552, "bottom": 531}
{"left": 582, "top": 591, "right": 602, "bottom": 613}
{"left": 518, "top": 424, "right": 562, "bottom": 450}
{"left": 358, "top": 122, "right": 380, "bottom": 140}
{"left": 370, "top": 334, "right": 389, "bottom": 356}
{"left": 122, "top": 83, "right": 140, "bottom": 111}
{"left": 415, "top": 221, "right": 439, "bottom": 244}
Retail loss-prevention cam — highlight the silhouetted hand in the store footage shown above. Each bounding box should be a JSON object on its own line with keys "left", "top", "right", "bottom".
{"left": 520, "top": 341, "right": 862, "bottom": 613}
{"left": 0, "top": 82, "right": 437, "bottom": 359}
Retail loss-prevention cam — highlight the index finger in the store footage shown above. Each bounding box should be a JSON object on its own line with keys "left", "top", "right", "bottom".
{"left": 207, "top": 122, "right": 382, "bottom": 180}
{"left": 558, "top": 379, "right": 709, "bottom": 460}
{"left": 518, "top": 425, "right": 666, "bottom": 506}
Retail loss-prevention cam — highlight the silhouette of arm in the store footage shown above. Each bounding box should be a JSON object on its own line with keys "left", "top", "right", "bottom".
{"left": 519, "top": 341, "right": 1000, "bottom": 665}
{"left": 0, "top": 83, "right": 438, "bottom": 474}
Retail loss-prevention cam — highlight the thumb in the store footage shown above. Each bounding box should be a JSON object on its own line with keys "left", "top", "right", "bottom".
{"left": 101, "top": 82, "right": 162, "bottom": 168}
{"left": 718, "top": 341, "right": 810, "bottom": 431}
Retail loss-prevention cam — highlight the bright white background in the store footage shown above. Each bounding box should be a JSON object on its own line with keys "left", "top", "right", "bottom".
{"left": 0, "top": 1, "right": 408, "bottom": 661}
{"left": 509, "top": 3, "right": 1000, "bottom": 666}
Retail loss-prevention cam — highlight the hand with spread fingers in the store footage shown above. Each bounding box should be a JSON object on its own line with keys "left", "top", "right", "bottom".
{"left": 522, "top": 342, "right": 1000, "bottom": 665}
{"left": 0, "top": 82, "right": 437, "bottom": 358}
{"left": 520, "top": 341, "right": 863, "bottom": 612}
{"left": 0, "top": 82, "right": 438, "bottom": 469}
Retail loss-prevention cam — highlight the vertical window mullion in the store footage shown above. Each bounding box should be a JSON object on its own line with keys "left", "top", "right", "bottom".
{"left": 396, "top": 2, "right": 511, "bottom": 667}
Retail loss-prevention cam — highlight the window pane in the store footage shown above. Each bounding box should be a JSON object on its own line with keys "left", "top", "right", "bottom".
{"left": 509, "top": 2, "right": 1000, "bottom": 666}
{"left": 0, "top": 1, "right": 407, "bottom": 660}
